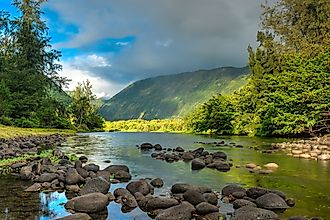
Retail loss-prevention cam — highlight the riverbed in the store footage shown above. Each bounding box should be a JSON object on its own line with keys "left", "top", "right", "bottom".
{"left": 1, "top": 132, "right": 329, "bottom": 219}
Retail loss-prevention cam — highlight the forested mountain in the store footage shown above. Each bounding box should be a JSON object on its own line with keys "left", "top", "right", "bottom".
{"left": 100, "top": 67, "right": 249, "bottom": 121}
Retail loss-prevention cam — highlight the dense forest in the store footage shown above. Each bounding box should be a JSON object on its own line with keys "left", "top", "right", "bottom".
{"left": 0, "top": 0, "right": 103, "bottom": 130}
{"left": 186, "top": 0, "right": 330, "bottom": 137}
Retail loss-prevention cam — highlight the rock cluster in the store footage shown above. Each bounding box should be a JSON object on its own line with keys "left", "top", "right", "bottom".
{"left": 0, "top": 134, "right": 67, "bottom": 159}
{"left": 113, "top": 181, "right": 224, "bottom": 220}
{"left": 139, "top": 143, "right": 232, "bottom": 172}
{"left": 222, "top": 184, "right": 295, "bottom": 219}
{"left": 272, "top": 137, "right": 330, "bottom": 161}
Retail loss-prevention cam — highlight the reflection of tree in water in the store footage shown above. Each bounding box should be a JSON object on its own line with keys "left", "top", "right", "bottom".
{"left": 61, "top": 135, "right": 110, "bottom": 159}
{"left": 40, "top": 192, "right": 69, "bottom": 220}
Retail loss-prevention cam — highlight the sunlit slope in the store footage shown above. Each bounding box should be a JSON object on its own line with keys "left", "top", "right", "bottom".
{"left": 100, "top": 66, "right": 249, "bottom": 121}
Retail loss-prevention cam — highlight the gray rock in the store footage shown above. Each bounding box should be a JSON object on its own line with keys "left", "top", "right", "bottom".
{"left": 140, "top": 143, "right": 153, "bottom": 150}
{"left": 104, "top": 165, "right": 129, "bottom": 174}
{"left": 114, "top": 170, "right": 132, "bottom": 182}
{"left": 246, "top": 187, "right": 268, "bottom": 199}
{"left": 182, "top": 152, "right": 194, "bottom": 161}
{"left": 66, "top": 185, "right": 81, "bottom": 193}
{"left": 150, "top": 178, "right": 164, "bottom": 188}
{"left": 36, "top": 173, "right": 58, "bottom": 183}
{"left": 233, "top": 199, "right": 257, "bottom": 209}
{"left": 196, "top": 202, "right": 219, "bottom": 215}
{"left": 74, "top": 160, "right": 83, "bottom": 169}
{"left": 256, "top": 193, "right": 287, "bottom": 211}
{"left": 196, "top": 212, "right": 224, "bottom": 220}
{"left": 56, "top": 213, "right": 91, "bottom": 220}
{"left": 24, "top": 183, "right": 42, "bottom": 192}
{"left": 64, "top": 193, "right": 109, "bottom": 213}
{"left": 126, "top": 179, "right": 153, "bottom": 196}
{"left": 83, "top": 164, "right": 100, "bottom": 172}
{"left": 80, "top": 177, "right": 110, "bottom": 195}
{"left": 234, "top": 206, "right": 278, "bottom": 220}
{"left": 65, "top": 168, "right": 84, "bottom": 185}
{"left": 286, "top": 198, "right": 295, "bottom": 207}
{"left": 203, "top": 192, "right": 218, "bottom": 205}
{"left": 175, "top": 146, "right": 185, "bottom": 152}
{"left": 191, "top": 158, "right": 206, "bottom": 170}
{"left": 79, "top": 156, "right": 88, "bottom": 163}
{"left": 171, "top": 183, "right": 212, "bottom": 194}
{"left": 154, "top": 144, "right": 163, "bottom": 151}
{"left": 212, "top": 151, "right": 227, "bottom": 160}
{"left": 192, "top": 147, "right": 204, "bottom": 155}
{"left": 222, "top": 184, "right": 246, "bottom": 197}
{"left": 183, "top": 189, "right": 206, "bottom": 206}
{"left": 20, "top": 165, "right": 33, "bottom": 180}
{"left": 145, "top": 197, "right": 179, "bottom": 210}
{"left": 155, "top": 201, "right": 195, "bottom": 220}
{"left": 76, "top": 167, "right": 89, "bottom": 179}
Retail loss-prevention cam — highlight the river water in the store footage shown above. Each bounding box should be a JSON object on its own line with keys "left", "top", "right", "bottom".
{"left": 0, "top": 132, "right": 329, "bottom": 219}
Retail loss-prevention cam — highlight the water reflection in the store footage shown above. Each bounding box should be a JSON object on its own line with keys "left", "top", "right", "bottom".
{"left": 39, "top": 192, "right": 69, "bottom": 220}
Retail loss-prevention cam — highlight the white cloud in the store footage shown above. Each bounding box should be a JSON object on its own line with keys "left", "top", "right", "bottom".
{"left": 59, "top": 57, "right": 126, "bottom": 98}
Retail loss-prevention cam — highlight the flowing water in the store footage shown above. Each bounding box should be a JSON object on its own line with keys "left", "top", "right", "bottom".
{"left": 0, "top": 132, "right": 329, "bottom": 219}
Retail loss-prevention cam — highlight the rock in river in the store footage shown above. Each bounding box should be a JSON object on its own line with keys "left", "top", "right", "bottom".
{"left": 126, "top": 179, "right": 153, "bottom": 196}
{"left": 80, "top": 177, "right": 110, "bottom": 195}
{"left": 256, "top": 193, "right": 288, "bottom": 211}
{"left": 56, "top": 213, "right": 91, "bottom": 220}
{"left": 234, "top": 206, "right": 278, "bottom": 220}
{"left": 65, "top": 193, "right": 109, "bottom": 213}
{"left": 155, "top": 201, "right": 195, "bottom": 220}
{"left": 191, "top": 158, "right": 206, "bottom": 170}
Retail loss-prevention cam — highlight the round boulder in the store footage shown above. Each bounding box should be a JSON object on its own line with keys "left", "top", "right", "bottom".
{"left": 80, "top": 177, "right": 110, "bottom": 195}
{"left": 191, "top": 158, "right": 206, "bottom": 170}
{"left": 183, "top": 189, "right": 206, "bottom": 206}
{"left": 155, "top": 201, "right": 195, "bottom": 220}
{"left": 64, "top": 193, "right": 109, "bottom": 213}
{"left": 256, "top": 193, "right": 288, "bottom": 211}
{"left": 196, "top": 202, "right": 219, "bottom": 215}
{"left": 150, "top": 178, "right": 164, "bottom": 188}
{"left": 126, "top": 179, "right": 153, "bottom": 196}
{"left": 234, "top": 206, "right": 278, "bottom": 220}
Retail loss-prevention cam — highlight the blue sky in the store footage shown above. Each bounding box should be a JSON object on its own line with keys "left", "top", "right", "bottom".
{"left": 1, "top": 0, "right": 264, "bottom": 98}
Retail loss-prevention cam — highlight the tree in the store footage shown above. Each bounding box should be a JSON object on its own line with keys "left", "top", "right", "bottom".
{"left": 0, "top": 0, "right": 70, "bottom": 128}
{"left": 70, "top": 80, "right": 104, "bottom": 130}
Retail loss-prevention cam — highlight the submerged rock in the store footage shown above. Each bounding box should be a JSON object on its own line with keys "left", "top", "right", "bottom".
{"left": 155, "top": 201, "right": 195, "bottom": 220}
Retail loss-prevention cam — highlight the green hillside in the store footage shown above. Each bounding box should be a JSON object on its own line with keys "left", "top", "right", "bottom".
{"left": 100, "top": 67, "right": 249, "bottom": 121}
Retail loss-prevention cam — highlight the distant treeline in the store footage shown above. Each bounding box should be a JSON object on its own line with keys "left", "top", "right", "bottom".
{"left": 105, "top": 119, "right": 189, "bottom": 133}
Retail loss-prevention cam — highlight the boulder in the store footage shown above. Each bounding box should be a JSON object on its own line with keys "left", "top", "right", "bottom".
{"left": 145, "top": 197, "right": 179, "bottom": 210}
{"left": 183, "top": 189, "right": 206, "bottom": 206}
{"left": 36, "top": 173, "right": 58, "bottom": 183}
{"left": 233, "top": 199, "right": 257, "bottom": 209}
{"left": 76, "top": 167, "right": 89, "bottom": 179}
{"left": 150, "top": 178, "right": 164, "bottom": 188}
{"left": 24, "top": 183, "right": 42, "bottom": 192}
{"left": 255, "top": 193, "right": 287, "bottom": 211}
{"left": 196, "top": 212, "right": 224, "bottom": 220}
{"left": 154, "top": 144, "right": 163, "bottom": 151}
{"left": 203, "top": 192, "right": 218, "bottom": 205}
{"left": 65, "top": 168, "right": 84, "bottom": 185}
{"left": 74, "top": 160, "right": 83, "bottom": 169}
{"left": 196, "top": 202, "right": 218, "bottom": 215}
{"left": 182, "top": 152, "right": 195, "bottom": 161}
{"left": 246, "top": 187, "right": 268, "bottom": 199}
{"left": 126, "top": 179, "right": 153, "bottom": 196}
{"left": 66, "top": 185, "right": 81, "bottom": 193}
{"left": 80, "top": 177, "right": 110, "bottom": 195}
{"left": 264, "top": 163, "right": 279, "bottom": 169}
{"left": 104, "top": 165, "right": 129, "bottom": 174}
{"left": 56, "top": 213, "right": 91, "bottom": 220}
{"left": 192, "top": 147, "right": 204, "bottom": 155}
{"left": 191, "top": 158, "right": 206, "bottom": 170}
{"left": 83, "top": 164, "right": 100, "bottom": 172}
{"left": 79, "top": 156, "right": 88, "bottom": 163}
{"left": 114, "top": 188, "right": 131, "bottom": 198}
{"left": 286, "top": 198, "right": 295, "bottom": 207}
{"left": 114, "top": 170, "right": 132, "bottom": 182}
{"left": 234, "top": 206, "right": 278, "bottom": 220}
{"left": 140, "top": 143, "right": 153, "bottom": 150}
{"left": 175, "top": 147, "right": 185, "bottom": 152}
{"left": 155, "top": 201, "right": 195, "bottom": 220}
{"left": 212, "top": 151, "right": 227, "bottom": 160}
{"left": 64, "top": 193, "right": 109, "bottom": 213}
{"left": 215, "top": 162, "right": 231, "bottom": 172}
{"left": 20, "top": 165, "right": 33, "bottom": 180}
{"left": 171, "top": 183, "right": 212, "bottom": 194}
{"left": 222, "top": 184, "right": 246, "bottom": 197}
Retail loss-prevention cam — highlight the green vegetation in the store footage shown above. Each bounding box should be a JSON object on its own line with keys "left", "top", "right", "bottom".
{"left": 0, "top": 125, "right": 74, "bottom": 139}
{"left": 104, "top": 119, "right": 189, "bottom": 133}
{"left": 0, "top": 0, "right": 103, "bottom": 131}
{"left": 100, "top": 67, "right": 249, "bottom": 121}
{"left": 70, "top": 80, "right": 104, "bottom": 131}
{"left": 187, "top": 0, "right": 330, "bottom": 137}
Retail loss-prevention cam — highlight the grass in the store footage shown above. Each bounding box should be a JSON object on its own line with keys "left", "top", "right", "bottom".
{"left": 0, "top": 125, "right": 75, "bottom": 139}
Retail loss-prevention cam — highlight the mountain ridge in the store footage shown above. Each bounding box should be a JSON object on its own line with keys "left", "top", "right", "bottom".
{"left": 100, "top": 66, "right": 249, "bottom": 121}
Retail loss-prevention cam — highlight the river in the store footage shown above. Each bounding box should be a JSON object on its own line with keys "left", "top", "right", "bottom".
{"left": 0, "top": 132, "right": 329, "bottom": 219}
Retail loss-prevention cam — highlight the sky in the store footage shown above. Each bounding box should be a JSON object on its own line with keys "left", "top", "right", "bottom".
{"left": 0, "top": 0, "right": 266, "bottom": 98}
